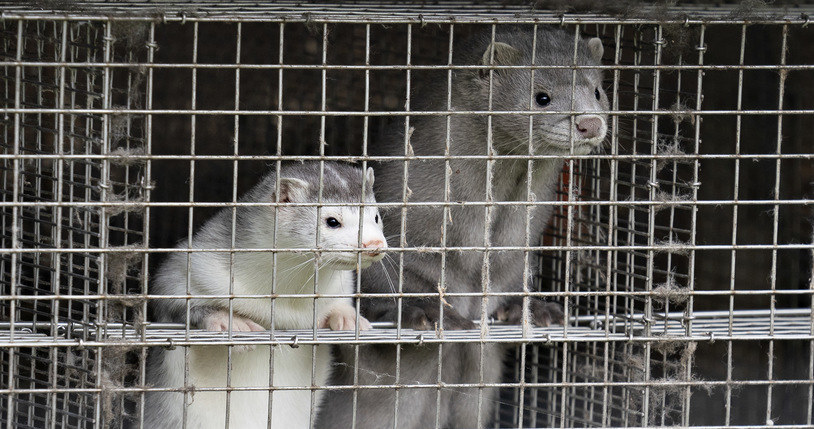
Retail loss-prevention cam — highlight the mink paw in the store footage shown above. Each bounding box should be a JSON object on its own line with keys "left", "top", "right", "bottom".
{"left": 203, "top": 310, "right": 266, "bottom": 352}
{"left": 400, "top": 304, "right": 476, "bottom": 331}
{"left": 494, "top": 298, "right": 565, "bottom": 327}
{"left": 321, "top": 305, "right": 372, "bottom": 331}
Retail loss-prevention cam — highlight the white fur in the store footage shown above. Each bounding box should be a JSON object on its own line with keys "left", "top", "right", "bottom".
{"left": 155, "top": 342, "right": 331, "bottom": 428}
{"left": 145, "top": 166, "right": 386, "bottom": 429}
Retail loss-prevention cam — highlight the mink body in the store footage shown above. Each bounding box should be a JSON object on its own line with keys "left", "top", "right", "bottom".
{"left": 144, "top": 162, "right": 386, "bottom": 428}
{"left": 318, "top": 27, "right": 609, "bottom": 428}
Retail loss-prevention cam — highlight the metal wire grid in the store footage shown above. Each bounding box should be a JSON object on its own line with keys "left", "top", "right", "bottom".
{"left": 0, "top": 4, "right": 812, "bottom": 429}
{"left": 1, "top": 18, "right": 150, "bottom": 428}
{"left": 498, "top": 23, "right": 700, "bottom": 426}
{"left": 3, "top": 1, "right": 814, "bottom": 24}
{"left": 5, "top": 309, "right": 811, "bottom": 346}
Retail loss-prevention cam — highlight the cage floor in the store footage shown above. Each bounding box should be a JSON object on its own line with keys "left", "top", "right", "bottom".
{"left": 2, "top": 309, "right": 810, "bottom": 348}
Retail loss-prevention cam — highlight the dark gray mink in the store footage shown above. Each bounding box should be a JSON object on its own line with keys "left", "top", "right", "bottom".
{"left": 318, "top": 26, "right": 609, "bottom": 428}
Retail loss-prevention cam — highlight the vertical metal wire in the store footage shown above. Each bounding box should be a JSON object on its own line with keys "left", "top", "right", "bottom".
{"left": 392, "top": 22, "right": 412, "bottom": 429}
{"left": 725, "top": 23, "right": 748, "bottom": 427}
{"left": 528, "top": 343, "right": 540, "bottom": 428}
{"left": 557, "top": 24, "right": 583, "bottom": 428}
{"left": 267, "top": 21, "right": 284, "bottom": 429}
{"left": 348, "top": 18, "right": 373, "bottom": 429}
{"left": 766, "top": 24, "right": 788, "bottom": 424}
{"left": 517, "top": 23, "right": 540, "bottom": 429}
{"left": 642, "top": 24, "right": 665, "bottom": 426}
{"left": 662, "top": 27, "right": 683, "bottom": 425}
{"left": 311, "top": 21, "right": 330, "bottom": 428}
{"left": 67, "top": 22, "right": 83, "bottom": 427}
{"left": 511, "top": 345, "right": 521, "bottom": 426}
{"left": 48, "top": 20, "right": 67, "bottom": 429}
{"left": 224, "top": 21, "right": 243, "bottom": 429}
{"left": 0, "top": 17, "right": 7, "bottom": 425}
{"left": 358, "top": 23, "right": 371, "bottom": 331}
{"left": 32, "top": 25, "right": 45, "bottom": 429}
{"left": 121, "top": 32, "right": 133, "bottom": 429}
{"left": 182, "top": 20, "right": 200, "bottom": 429}
{"left": 350, "top": 21, "right": 372, "bottom": 429}
{"left": 684, "top": 23, "right": 706, "bottom": 426}
{"left": 603, "top": 23, "right": 623, "bottom": 428}
{"left": 0, "top": 15, "right": 9, "bottom": 419}
{"left": 86, "top": 24, "right": 99, "bottom": 426}
{"left": 434, "top": 22, "right": 455, "bottom": 429}
{"left": 477, "top": 24, "right": 499, "bottom": 429}
{"left": 93, "top": 20, "right": 115, "bottom": 429}
{"left": 138, "top": 22, "right": 157, "bottom": 429}
{"left": 83, "top": 23, "right": 96, "bottom": 331}
{"left": 622, "top": 26, "right": 644, "bottom": 428}
{"left": 809, "top": 254, "right": 814, "bottom": 426}
{"left": 5, "top": 19, "right": 24, "bottom": 429}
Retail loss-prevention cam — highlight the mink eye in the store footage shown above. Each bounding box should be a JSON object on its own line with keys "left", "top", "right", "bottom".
{"left": 374, "top": 214, "right": 379, "bottom": 224}
{"left": 325, "top": 217, "right": 341, "bottom": 228}
{"left": 595, "top": 88, "right": 601, "bottom": 100}
{"left": 535, "top": 92, "right": 551, "bottom": 107}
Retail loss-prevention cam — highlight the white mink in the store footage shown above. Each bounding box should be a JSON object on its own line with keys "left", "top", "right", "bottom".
{"left": 144, "top": 162, "right": 387, "bottom": 429}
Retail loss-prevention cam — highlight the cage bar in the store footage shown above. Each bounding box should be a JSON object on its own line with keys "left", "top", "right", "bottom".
{"left": 1, "top": 2, "right": 813, "bottom": 428}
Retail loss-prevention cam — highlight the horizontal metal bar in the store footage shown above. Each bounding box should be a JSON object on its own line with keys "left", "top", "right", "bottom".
{"left": 1, "top": 377, "right": 812, "bottom": 395}
{"left": 1, "top": 243, "right": 813, "bottom": 253}
{"left": 2, "top": 199, "right": 812, "bottom": 210}
{"left": 1, "top": 309, "right": 810, "bottom": 346}
{"left": 0, "top": 333, "right": 811, "bottom": 348}
{"left": 0, "top": 290, "right": 811, "bottom": 302}
{"left": 5, "top": 62, "right": 814, "bottom": 71}
{"left": 1, "top": 8, "right": 812, "bottom": 25}
{"left": 3, "top": 108, "right": 814, "bottom": 116}
{"left": 2, "top": 17, "right": 806, "bottom": 26}
{"left": 3, "top": 308, "right": 808, "bottom": 330}
{"left": 2, "top": 377, "right": 813, "bottom": 396}
{"left": 2, "top": 153, "right": 812, "bottom": 161}
{"left": 0, "top": 326, "right": 811, "bottom": 348}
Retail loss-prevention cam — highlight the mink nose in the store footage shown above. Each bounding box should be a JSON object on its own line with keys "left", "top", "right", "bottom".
{"left": 362, "top": 239, "right": 385, "bottom": 256}
{"left": 576, "top": 116, "right": 604, "bottom": 139}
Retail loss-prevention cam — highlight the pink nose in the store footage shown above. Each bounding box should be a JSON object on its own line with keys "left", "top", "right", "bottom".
{"left": 362, "top": 239, "right": 385, "bottom": 255}
{"left": 576, "top": 117, "right": 604, "bottom": 139}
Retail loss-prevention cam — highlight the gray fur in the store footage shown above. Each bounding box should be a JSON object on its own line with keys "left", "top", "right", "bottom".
{"left": 317, "top": 26, "right": 609, "bottom": 428}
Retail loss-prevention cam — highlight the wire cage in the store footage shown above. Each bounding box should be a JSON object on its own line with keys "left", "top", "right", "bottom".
{"left": 1, "top": 1, "right": 813, "bottom": 428}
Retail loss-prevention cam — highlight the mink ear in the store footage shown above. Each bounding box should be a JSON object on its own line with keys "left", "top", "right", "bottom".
{"left": 274, "top": 177, "right": 309, "bottom": 203}
{"left": 364, "top": 167, "right": 375, "bottom": 189}
{"left": 587, "top": 37, "right": 604, "bottom": 62}
{"left": 479, "top": 41, "right": 523, "bottom": 78}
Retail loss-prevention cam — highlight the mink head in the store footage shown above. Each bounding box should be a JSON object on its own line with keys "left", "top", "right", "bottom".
{"left": 260, "top": 162, "right": 387, "bottom": 269}
{"left": 455, "top": 26, "right": 609, "bottom": 155}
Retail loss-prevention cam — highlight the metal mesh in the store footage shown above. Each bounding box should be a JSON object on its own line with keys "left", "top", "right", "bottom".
{"left": 1, "top": 18, "right": 150, "bottom": 428}
{"left": 1, "top": 2, "right": 813, "bottom": 428}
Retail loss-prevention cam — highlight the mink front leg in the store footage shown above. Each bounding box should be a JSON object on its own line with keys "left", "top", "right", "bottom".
{"left": 493, "top": 296, "right": 565, "bottom": 327}
{"left": 366, "top": 297, "right": 476, "bottom": 330}
{"left": 201, "top": 309, "right": 266, "bottom": 352}
{"left": 320, "top": 303, "right": 373, "bottom": 331}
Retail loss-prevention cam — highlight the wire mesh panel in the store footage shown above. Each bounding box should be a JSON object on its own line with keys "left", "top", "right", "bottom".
{"left": 512, "top": 23, "right": 702, "bottom": 427}
{"left": 1, "top": 2, "right": 813, "bottom": 429}
{"left": 0, "top": 17, "right": 151, "bottom": 428}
